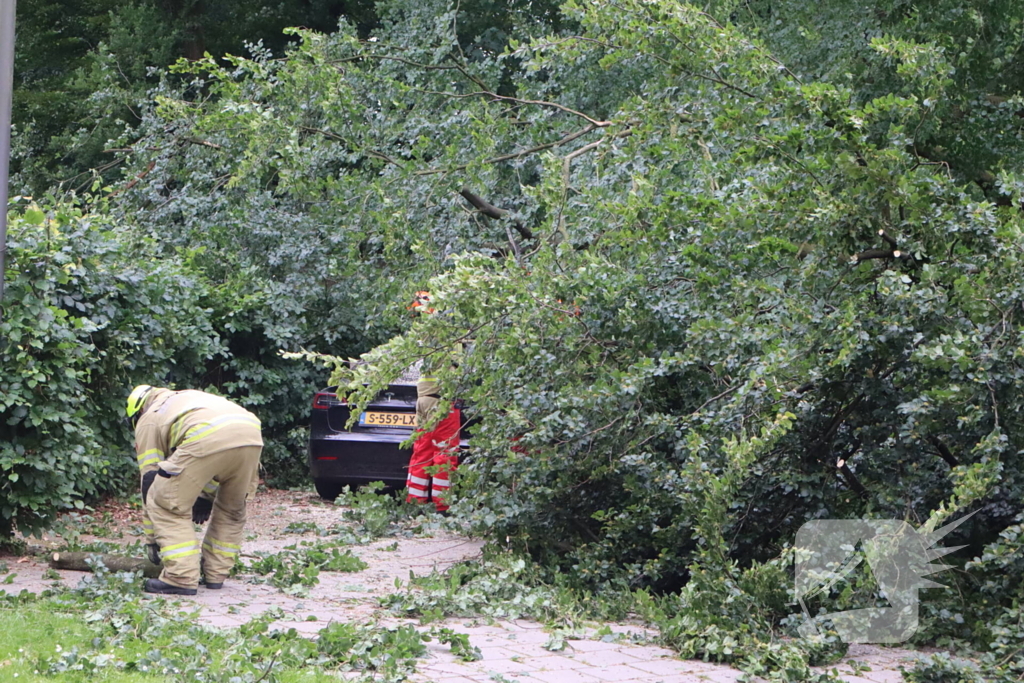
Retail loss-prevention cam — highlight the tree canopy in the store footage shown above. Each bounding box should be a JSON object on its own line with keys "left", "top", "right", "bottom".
{"left": 3, "top": 0, "right": 1024, "bottom": 678}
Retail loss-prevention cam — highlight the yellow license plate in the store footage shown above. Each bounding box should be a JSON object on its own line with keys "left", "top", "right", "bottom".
{"left": 360, "top": 411, "right": 416, "bottom": 427}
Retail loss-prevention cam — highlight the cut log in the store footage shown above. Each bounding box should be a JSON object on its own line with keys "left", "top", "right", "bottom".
{"left": 50, "top": 552, "right": 161, "bottom": 578}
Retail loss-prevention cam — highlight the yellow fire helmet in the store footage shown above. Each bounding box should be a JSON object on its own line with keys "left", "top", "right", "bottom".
{"left": 126, "top": 384, "right": 155, "bottom": 421}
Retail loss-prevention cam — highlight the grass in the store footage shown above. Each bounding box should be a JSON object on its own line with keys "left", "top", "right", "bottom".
{"left": 0, "top": 606, "right": 153, "bottom": 682}
{"left": 0, "top": 591, "right": 434, "bottom": 681}
{"left": 0, "top": 560, "right": 478, "bottom": 683}
{"left": 0, "top": 488, "right": 473, "bottom": 681}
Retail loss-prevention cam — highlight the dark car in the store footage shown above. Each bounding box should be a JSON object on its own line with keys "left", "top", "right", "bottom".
{"left": 307, "top": 378, "right": 468, "bottom": 500}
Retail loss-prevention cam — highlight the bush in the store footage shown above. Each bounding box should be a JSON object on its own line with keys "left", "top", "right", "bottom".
{"left": 0, "top": 195, "right": 363, "bottom": 538}
{"left": 0, "top": 199, "right": 221, "bottom": 537}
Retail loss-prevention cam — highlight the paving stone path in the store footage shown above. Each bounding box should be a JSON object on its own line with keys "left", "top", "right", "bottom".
{"left": 1, "top": 490, "right": 924, "bottom": 682}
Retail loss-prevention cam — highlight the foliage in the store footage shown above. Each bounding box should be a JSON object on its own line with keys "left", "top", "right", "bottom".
{"left": 126, "top": 0, "right": 1024, "bottom": 590}
{"left": 901, "top": 653, "right": 985, "bottom": 683}
{"left": 312, "top": 621, "right": 428, "bottom": 679}
{"left": 0, "top": 199, "right": 222, "bottom": 537}
{"left": 0, "top": 193, "right": 327, "bottom": 535}
{"left": 0, "top": 559, "right": 474, "bottom": 682}
{"left": 333, "top": 482, "right": 433, "bottom": 538}
{"left": 920, "top": 515, "right": 1024, "bottom": 682}
{"left": 10, "top": 0, "right": 378, "bottom": 195}
{"left": 434, "top": 628, "right": 484, "bottom": 662}
{"left": 244, "top": 542, "right": 368, "bottom": 595}
{"left": 382, "top": 555, "right": 582, "bottom": 624}
{"left": 8, "top": 0, "right": 1024, "bottom": 678}
{"left": 51, "top": 510, "right": 131, "bottom": 544}
{"left": 647, "top": 558, "right": 847, "bottom": 681}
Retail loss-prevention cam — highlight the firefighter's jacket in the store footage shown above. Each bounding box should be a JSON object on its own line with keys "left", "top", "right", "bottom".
{"left": 134, "top": 389, "right": 263, "bottom": 475}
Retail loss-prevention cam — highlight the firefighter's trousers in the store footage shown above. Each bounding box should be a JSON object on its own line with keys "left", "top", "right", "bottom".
{"left": 406, "top": 401, "right": 460, "bottom": 512}
{"left": 146, "top": 444, "right": 261, "bottom": 589}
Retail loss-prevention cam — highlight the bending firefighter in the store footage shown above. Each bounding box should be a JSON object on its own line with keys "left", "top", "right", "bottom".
{"left": 406, "top": 291, "right": 461, "bottom": 513}
{"left": 126, "top": 385, "right": 263, "bottom": 595}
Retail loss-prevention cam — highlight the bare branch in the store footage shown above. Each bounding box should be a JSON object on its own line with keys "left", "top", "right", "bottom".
{"left": 853, "top": 248, "right": 907, "bottom": 263}
{"left": 837, "top": 457, "right": 869, "bottom": 499}
{"left": 459, "top": 188, "right": 534, "bottom": 241}
{"left": 928, "top": 436, "right": 959, "bottom": 468}
{"left": 445, "top": 54, "right": 491, "bottom": 91}
{"left": 562, "top": 139, "right": 605, "bottom": 187}
{"left": 300, "top": 127, "right": 407, "bottom": 168}
{"left": 690, "top": 383, "right": 742, "bottom": 415}
{"left": 414, "top": 87, "right": 611, "bottom": 128}
{"left": 753, "top": 135, "right": 825, "bottom": 188}
{"left": 185, "top": 138, "right": 223, "bottom": 150}
{"left": 329, "top": 53, "right": 461, "bottom": 71}
{"left": 415, "top": 125, "right": 601, "bottom": 176}
{"left": 108, "top": 160, "right": 156, "bottom": 198}
{"left": 555, "top": 128, "right": 633, "bottom": 241}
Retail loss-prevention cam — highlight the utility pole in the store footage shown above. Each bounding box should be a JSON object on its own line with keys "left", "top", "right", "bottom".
{"left": 0, "top": 0, "right": 15, "bottom": 313}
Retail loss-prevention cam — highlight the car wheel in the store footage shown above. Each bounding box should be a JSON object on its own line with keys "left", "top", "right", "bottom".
{"left": 314, "top": 479, "right": 343, "bottom": 501}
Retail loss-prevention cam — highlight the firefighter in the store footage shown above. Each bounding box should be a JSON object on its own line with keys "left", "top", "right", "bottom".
{"left": 126, "top": 385, "right": 263, "bottom": 595}
{"left": 405, "top": 291, "right": 461, "bottom": 513}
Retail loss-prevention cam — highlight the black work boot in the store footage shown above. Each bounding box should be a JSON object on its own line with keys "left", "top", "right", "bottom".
{"left": 144, "top": 578, "right": 197, "bottom": 596}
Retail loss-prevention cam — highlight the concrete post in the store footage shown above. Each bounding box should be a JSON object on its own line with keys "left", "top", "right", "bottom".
{"left": 0, "top": 0, "right": 16, "bottom": 311}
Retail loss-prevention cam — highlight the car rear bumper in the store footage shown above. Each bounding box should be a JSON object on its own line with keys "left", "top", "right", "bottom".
{"left": 309, "top": 432, "right": 412, "bottom": 487}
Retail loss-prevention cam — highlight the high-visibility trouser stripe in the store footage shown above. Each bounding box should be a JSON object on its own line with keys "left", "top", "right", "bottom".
{"left": 202, "top": 538, "right": 241, "bottom": 558}
{"left": 179, "top": 414, "right": 262, "bottom": 447}
{"left": 161, "top": 541, "right": 201, "bottom": 561}
{"left": 136, "top": 448, "right": 163, "bottom": 470}
{"left": 202, "top": 480, "right": 221, "bottom": 496}
{"left": 408, "top": 475, "right": 429, "bottom": 486}
{"left": 407, "top": 486, "right": 428, "bottom": 498}
{"left": 432, "top": 478, "right": 451, "bottom": 489}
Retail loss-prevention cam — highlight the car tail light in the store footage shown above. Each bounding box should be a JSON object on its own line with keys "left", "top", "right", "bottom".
{"left": 312, "top": 392, "right": 342, "bottom": 410}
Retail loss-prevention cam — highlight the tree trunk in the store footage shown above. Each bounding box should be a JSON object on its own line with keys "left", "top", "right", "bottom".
{"left": 50, "top": 552, "right": 161, "bottom": 578}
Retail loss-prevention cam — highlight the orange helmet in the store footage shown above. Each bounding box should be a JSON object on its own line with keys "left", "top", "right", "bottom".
{"left": 408, "top": 291, "right": 435, "bottom": 315}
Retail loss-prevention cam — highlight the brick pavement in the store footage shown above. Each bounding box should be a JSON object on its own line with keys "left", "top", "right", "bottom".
{"left": 0, "top": 498, "right": 929, "bottom": 683}
{"left": 402, "top": 623, "right": 922, "bottom": 683}
{"left": 1, "top": 555, "right": 924, "bottom": 683}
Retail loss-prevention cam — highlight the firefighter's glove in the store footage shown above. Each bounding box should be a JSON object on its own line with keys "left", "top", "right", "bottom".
{"left": 192, "top": 496, "right": 213, "bottom": 525}
{"left": 141, "top": 470, "right": 158, "bottom": 504}
{"left": 145, "top": 543, "right": 162, "bottom": 566}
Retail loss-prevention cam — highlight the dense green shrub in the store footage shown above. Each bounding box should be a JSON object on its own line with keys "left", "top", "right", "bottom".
{"left": 0, "top": 196, "right": 343, "bottom": 538}
{"left": 0, "top": 199, "right": 222, "bottom": 537}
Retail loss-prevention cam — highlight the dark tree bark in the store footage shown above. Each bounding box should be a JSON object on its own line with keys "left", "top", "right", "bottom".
{"left": 460, "top": 187, "right": 535, "bottom": 240}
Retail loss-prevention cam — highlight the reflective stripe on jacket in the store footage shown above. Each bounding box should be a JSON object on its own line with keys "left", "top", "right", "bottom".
{"left": 134, "top": 389, "right": 263, "bottom": 469}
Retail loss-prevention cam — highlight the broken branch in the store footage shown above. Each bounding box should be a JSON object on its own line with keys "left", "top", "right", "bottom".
{"left": 50, "top": 551, "right": 161, "bottom": 577}
{"left": 460, "top": 188, "right": 534, "bottom": 241}
{"left": 878, "top": 229, "right": 899, "bottom": 249}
